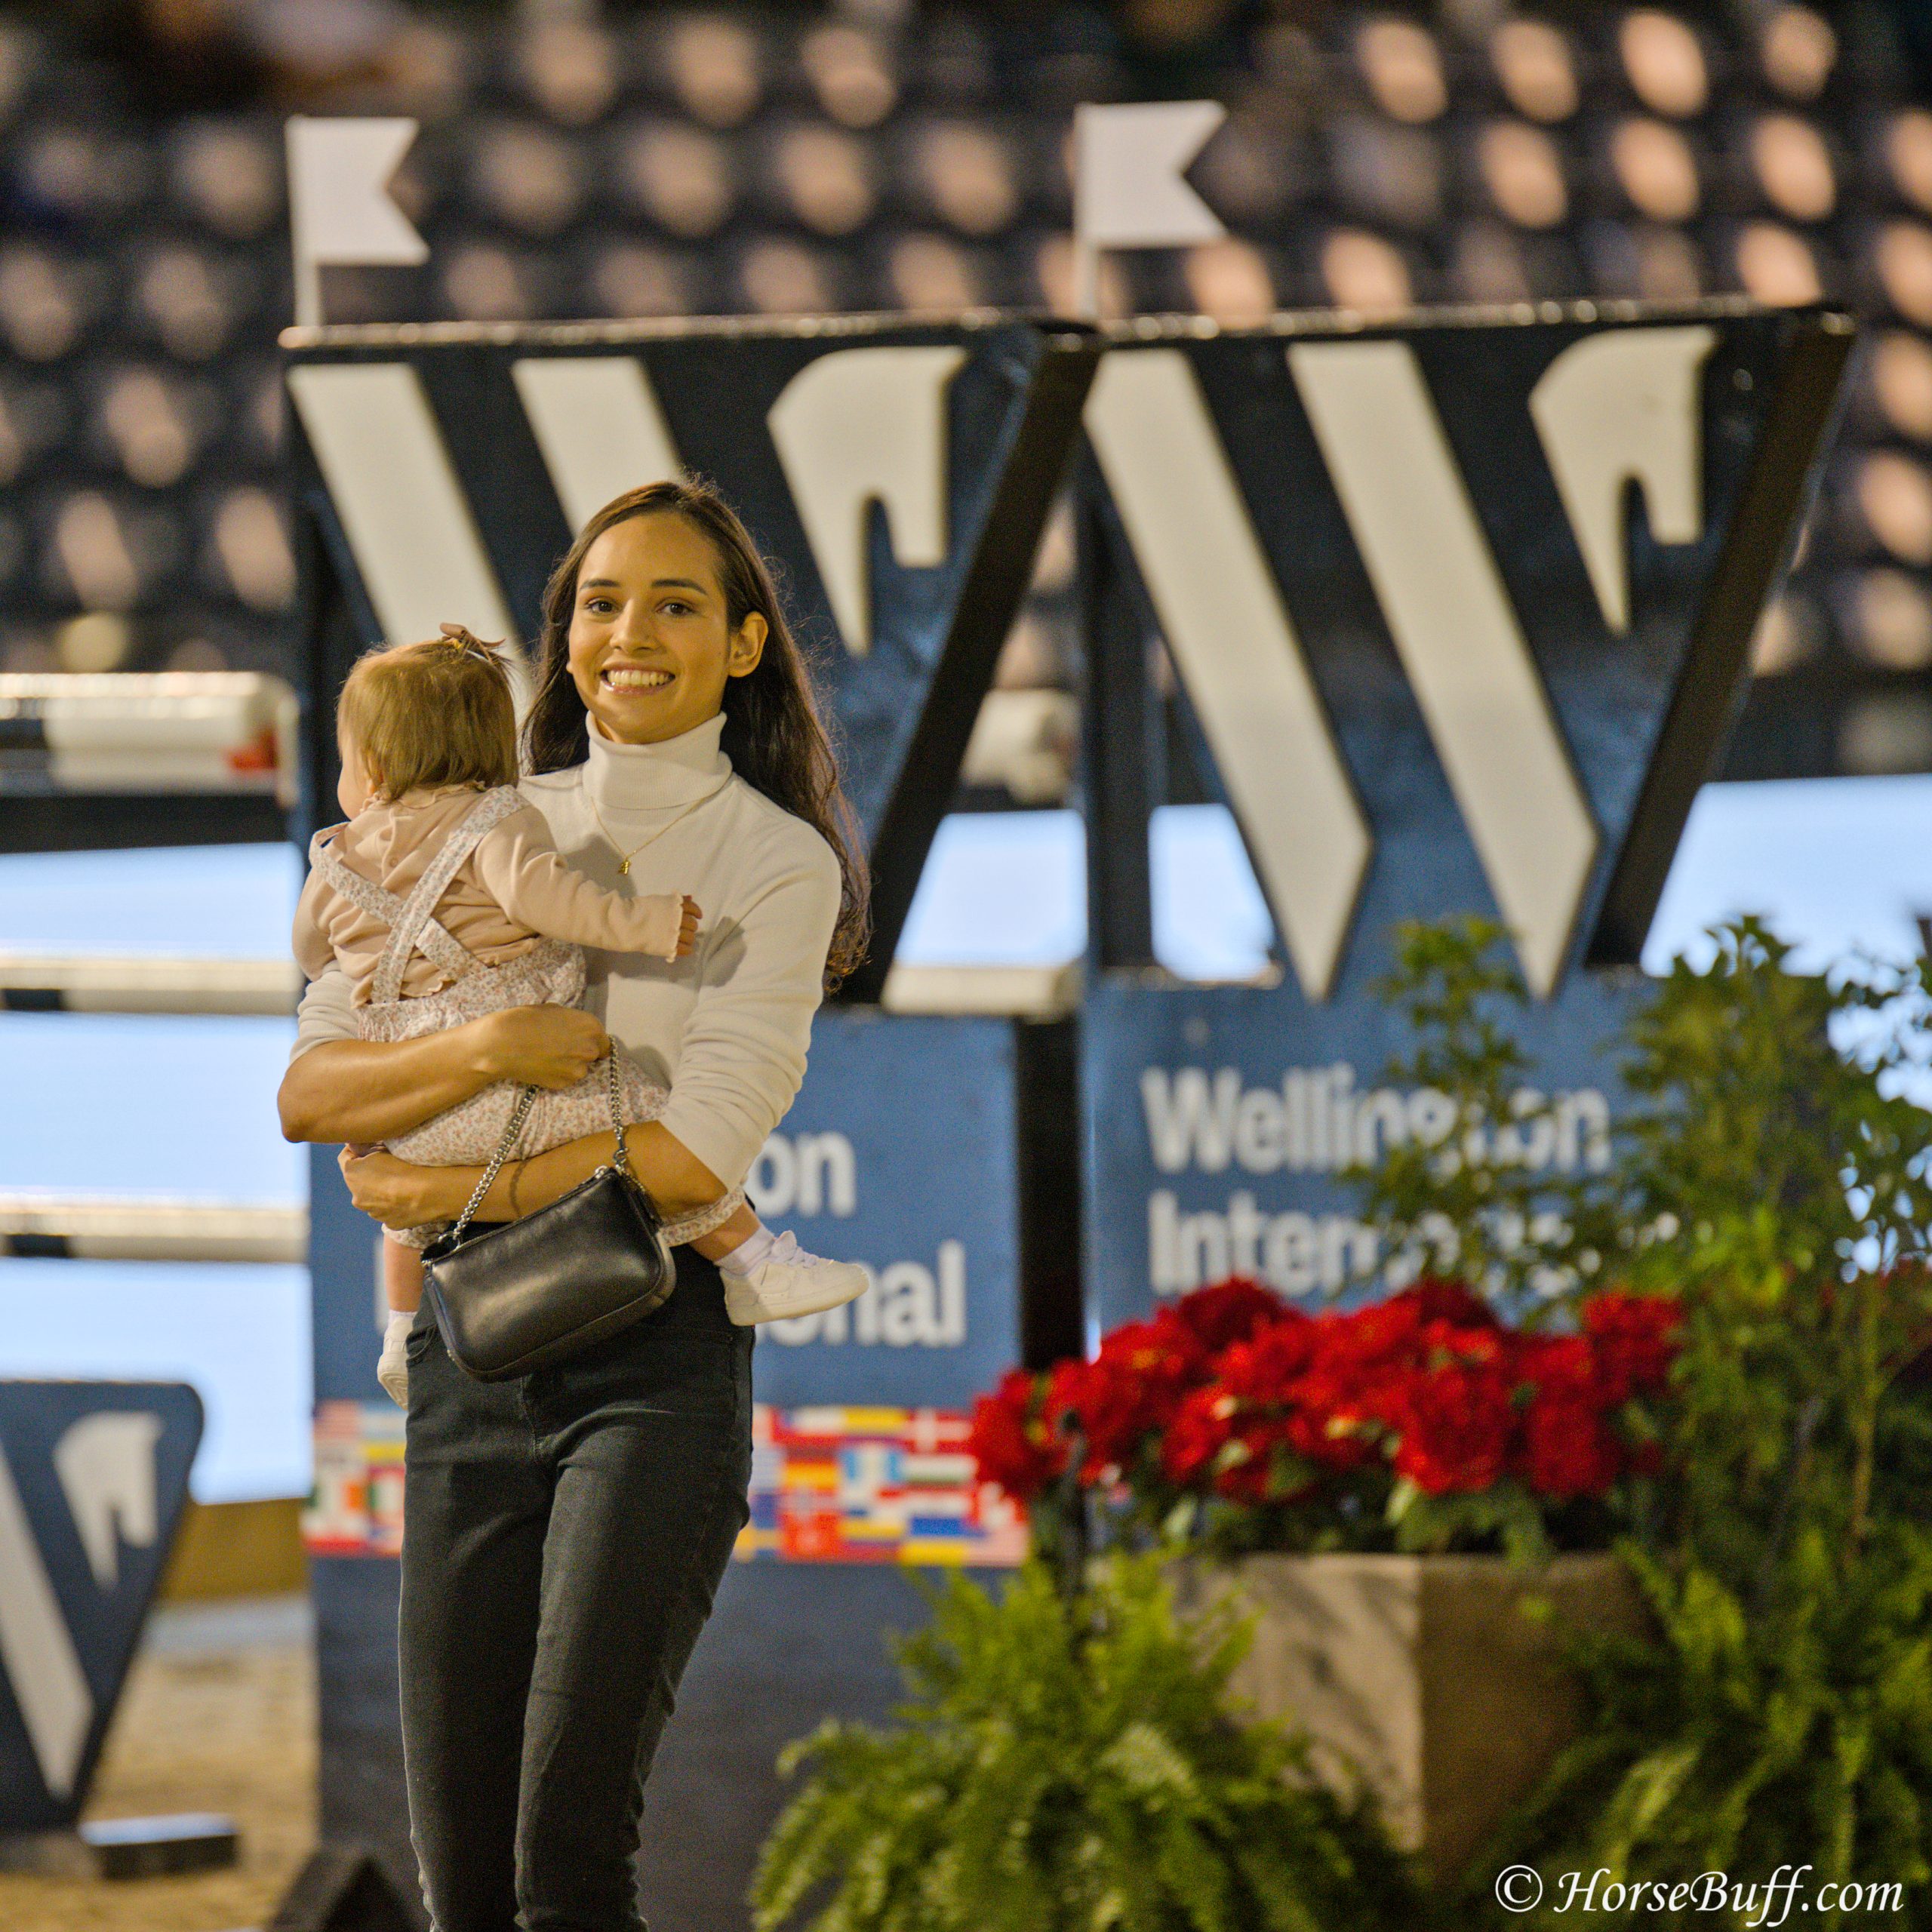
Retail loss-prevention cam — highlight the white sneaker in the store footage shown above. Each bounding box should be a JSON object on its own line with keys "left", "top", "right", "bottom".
{"left": 377, "top": 1310, "right": 414, "bottom": 1407}
{"left": 723, "top": 1232, "right": 869, "bottom": 1326}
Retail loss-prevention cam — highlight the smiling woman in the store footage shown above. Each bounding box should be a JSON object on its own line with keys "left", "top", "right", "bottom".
{"left": 521, "top": 480, "right": 869, "bottom": 981}
{"left": 568, "top": 517, "right": 768, "bottom": 755}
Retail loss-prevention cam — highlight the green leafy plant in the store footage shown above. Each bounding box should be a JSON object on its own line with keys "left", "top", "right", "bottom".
{"left": 1319, "top": 918, "right": 1672, "bottom": 1563}
{"left": 752, "top": 1553, "right": 1420, "bottom": 1932}
{"left": 1347, "top": 917, "right": 1601, "bottom": 1315}
{"left": 1441, "top": 919, "right": 1932, "bottom": 1925}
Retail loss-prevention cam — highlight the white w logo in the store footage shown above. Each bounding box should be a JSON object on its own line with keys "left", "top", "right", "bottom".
{"left": 1084, "top": 327, "right": 1715, "bottom": 999}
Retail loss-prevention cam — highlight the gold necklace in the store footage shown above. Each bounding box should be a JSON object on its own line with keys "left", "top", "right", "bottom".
{"left": 586, "top": 776, "right": 730, "bottom": 875}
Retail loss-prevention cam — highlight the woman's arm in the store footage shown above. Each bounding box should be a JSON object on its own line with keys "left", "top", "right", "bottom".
{"left": 340, "top": 1119, "right": 727, "bottom": 1227}
{"left": 652, "top": 840, "right": 842, "bottom": 1189}
{"left": 279, "top": 1000, "right": 614, "bottom": 1145}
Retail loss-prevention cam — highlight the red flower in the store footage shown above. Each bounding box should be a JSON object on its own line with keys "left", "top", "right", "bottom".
{"left": 1518, "top": 1385, "right": 1623, "bottom": 1498}
{"left": 1324, "top": 1293, "right": 1424, "bottom": 1371}
{"left": 1408, "top": 1278, "right": 1501, "bottom": 1330}
{"left": 1284, "top": 1369, "right": 1386, "bottom": 1472}
{"left": 1162, "top": 1386, "right": 1309, "bottom": 1504}
{"left": 1214, "top": 1416, "right": 1301, "bottom": 1504}
{"left": 1161, "top": 1384, "right": 1235, "bottom": 1489}
{"left": 967, "top": 1367, "right": 1068, "bottom": 1503}
{"left": 1580, "top": 1293, "right": 1682, "bottom": 1404}
{"left": 1168, "top": 1277, "right": 1287, "bottom": 1354}
{"left": 1211, "top": 1314, "right": 1384, "bottom": 1476}
{"left": 1057, "top": 1315, "right": 1209, "bottom": 1479}
{"left": 1385, "top": 1357, "right": 1514, "bottom": 1494}
{"left": 981, "top": 1273, "right": 1678, "bottom": 1530}
{"left": 1514, "top": 1334, "right": 1623, "bottom": 1499}
{"left": 1321, "top": 1279, "right": 1495, "bottom": 1378}
{"left": 1214, "top": 1309, "right": 1320, "bottom": 1399}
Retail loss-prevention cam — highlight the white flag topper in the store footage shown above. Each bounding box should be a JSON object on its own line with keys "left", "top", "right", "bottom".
{"left": 1072, "top": 100, "right": 1227, "bottom": 318}
{"left": 285, "top": 116, "right": 429, "bottom": 328}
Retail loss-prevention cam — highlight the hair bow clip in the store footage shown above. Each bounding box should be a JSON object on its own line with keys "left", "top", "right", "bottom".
{"left": 438, "top": 623, "right": 506, "bottom": 654}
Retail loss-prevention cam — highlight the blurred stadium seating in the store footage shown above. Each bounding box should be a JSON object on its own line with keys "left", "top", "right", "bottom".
{"left": 0, "top": 1, "right": 1928, "bottom": 789}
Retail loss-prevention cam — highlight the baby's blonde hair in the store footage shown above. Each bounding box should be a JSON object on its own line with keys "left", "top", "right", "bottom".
{"left": 338, "top": 625, "right": 518, "bottom": 799}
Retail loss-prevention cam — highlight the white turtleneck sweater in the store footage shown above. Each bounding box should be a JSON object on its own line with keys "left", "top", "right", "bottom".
{"left": 289, "top": 710, "right": 844, "bottom": 1192}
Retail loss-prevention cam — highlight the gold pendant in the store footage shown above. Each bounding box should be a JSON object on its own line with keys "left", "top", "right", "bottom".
{"left": 618, "top": 857, "right": 631, "bottom": 876}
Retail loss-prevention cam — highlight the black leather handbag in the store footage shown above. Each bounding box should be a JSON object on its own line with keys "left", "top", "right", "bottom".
{"left": 420, "top": 1055, "right": 676, "bottom": 1381}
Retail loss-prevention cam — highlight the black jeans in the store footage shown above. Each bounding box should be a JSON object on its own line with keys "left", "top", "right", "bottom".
{"left": 399, "top": 1248, "right": 754, "bottom": 1932}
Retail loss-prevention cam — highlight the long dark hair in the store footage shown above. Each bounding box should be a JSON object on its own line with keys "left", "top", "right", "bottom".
{"left": 521, "top": 478, "right": 871, "bottom": 989}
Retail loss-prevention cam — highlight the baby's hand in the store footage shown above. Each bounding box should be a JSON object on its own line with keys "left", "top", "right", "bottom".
{"left": 626, "top": 891, "right": 701, "bottom": 961}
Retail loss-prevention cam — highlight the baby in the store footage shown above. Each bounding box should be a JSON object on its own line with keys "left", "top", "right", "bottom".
{"left": 292, "top": 626, "right": 867, "bottom": 1404}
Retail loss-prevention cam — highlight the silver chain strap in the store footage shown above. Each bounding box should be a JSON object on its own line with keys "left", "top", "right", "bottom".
{"left": 446, "top": 1053, "right": 630, "bottom": 1243}
{"left": 604, "top": 1050, "right": 631, "bottom": 1178}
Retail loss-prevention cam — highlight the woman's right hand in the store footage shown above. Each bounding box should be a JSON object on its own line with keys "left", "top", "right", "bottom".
{"left": 478, "top": 1005, "right": 611, "bottom": 1089}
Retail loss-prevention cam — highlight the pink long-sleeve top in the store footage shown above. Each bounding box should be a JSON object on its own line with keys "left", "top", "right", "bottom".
{"left": 292, "top": 786, "right": 685, "bottom": 1004}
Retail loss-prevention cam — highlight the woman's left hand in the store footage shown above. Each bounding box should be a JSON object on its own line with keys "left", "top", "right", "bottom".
{"left": 338, "top": 1146, "right": 463, "bottom": 1229}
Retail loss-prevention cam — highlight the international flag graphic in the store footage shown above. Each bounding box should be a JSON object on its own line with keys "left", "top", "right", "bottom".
{"left": 305, "top": 1401, "right": 406, "bottom": 1556}
{"left": 303, "top": 1401, "right": 1027, "bottom": 1566}
{"left": 737, "top": 1406, "right": 1027, "bottom": 1567}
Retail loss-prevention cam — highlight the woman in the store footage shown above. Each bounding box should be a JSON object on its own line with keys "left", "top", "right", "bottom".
{"left": 278, "top": 479, "right": 869, "bottom": 1932}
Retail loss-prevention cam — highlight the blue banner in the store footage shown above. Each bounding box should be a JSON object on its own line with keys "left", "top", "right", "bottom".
{"left": 744, "top": 1009, "right": 1023, "bottom": 1410}
{"left": 1081, "top": 976, "right": 1642, "bottom": 1335}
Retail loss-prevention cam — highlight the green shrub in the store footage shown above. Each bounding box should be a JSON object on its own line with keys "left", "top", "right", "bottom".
{"left": 752, "top": 1553, "right": 1418, "bottom": 1932}
{"left": 1488, "top": 922, "right": 1932, "bottom": 1927}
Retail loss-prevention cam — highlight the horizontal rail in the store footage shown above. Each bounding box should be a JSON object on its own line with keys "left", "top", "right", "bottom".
{"left": 0, "top": 955, "right": 1081, "bottom": 1020}
{"left": 878, "top": 961, "right": 1080, "bottom": 1020}
{"left": 0, "top": 672, "right": 299, "bottom": 808}
{"left": 0, "top": 1196, "right": 306, "bottom": 1264}
{"left": 0, "top": 792, "right": 290, "bottom": 857}
{"left": 0, "top": 953, "right": 301, "bottom": 1015}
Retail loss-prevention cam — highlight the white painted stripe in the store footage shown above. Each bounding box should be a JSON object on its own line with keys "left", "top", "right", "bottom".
{"left": 1289, "top": 340, "right": 1598, "bottom": 998}
{"left": 1530, "top": 326, "right": 1715, "bottom": 635}
{"left": 878, "top": 961, "right": 1079, "bottom": 1018}
{"left": 0, "top": 950, "right": 1084, "bottom": 1021}
{"left": 0, "top": 1439, "right": 94, "bottom": 1800}
{"left": 511, "top": 356, "right": 683, "bottom": 534}
{"left": 287, "top": 364, "right": 518, "bottom": 651}
{"left": 1084, "top": 349, "right": 1372, "bottom": 1001}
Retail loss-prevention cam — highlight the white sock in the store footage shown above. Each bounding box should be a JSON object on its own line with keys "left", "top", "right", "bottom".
{"left": 715, "top": 1223, "right": 778, "bottom": 1277}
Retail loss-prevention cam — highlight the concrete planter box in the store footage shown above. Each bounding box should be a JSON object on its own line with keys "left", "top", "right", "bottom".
{"left": 1178, "top": 1552, "right": 1648, "bottom": 1879}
